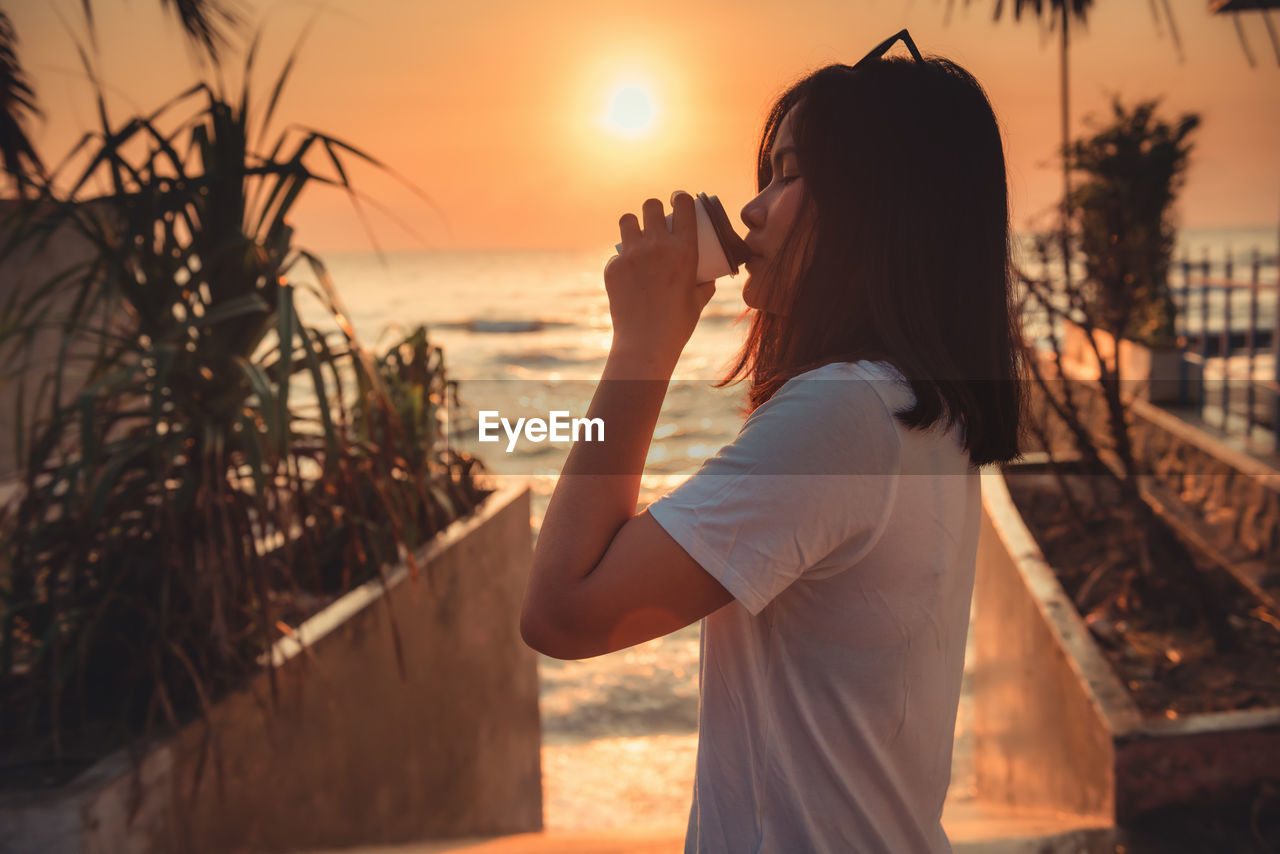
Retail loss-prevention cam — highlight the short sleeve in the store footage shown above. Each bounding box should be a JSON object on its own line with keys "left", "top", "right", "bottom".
{"left": 645, "top": 366, "right": 901, "bottom": 616}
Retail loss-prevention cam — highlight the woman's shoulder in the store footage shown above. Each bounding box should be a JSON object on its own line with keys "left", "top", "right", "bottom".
{"left": 789, "top": 358, "right": 906, "bottom": 384}
{"left": 738, "top": 360, "right": 903, "bottom": 476}
{"left": 777, "top": 359, "right": 913, "bottom": 411}
{"left": 751, "top": 360, "right": 909, "bottom": 441}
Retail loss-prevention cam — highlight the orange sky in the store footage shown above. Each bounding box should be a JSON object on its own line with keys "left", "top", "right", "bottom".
{"left": 10, "top": 0, "right": 1280, "bottom": 250}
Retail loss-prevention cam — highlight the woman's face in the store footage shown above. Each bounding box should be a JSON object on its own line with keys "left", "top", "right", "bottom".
{"left": 740, "top": 106, "right": 812, "bottom": 314}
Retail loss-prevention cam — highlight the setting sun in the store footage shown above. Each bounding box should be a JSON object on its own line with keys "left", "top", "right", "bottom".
{"left": 601, "top": 80, "right": 659, "bottom": 138}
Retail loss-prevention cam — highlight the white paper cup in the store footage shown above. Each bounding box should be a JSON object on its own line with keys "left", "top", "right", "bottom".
{"left": 615, "top": 193, "right": 750, "bottom": 282}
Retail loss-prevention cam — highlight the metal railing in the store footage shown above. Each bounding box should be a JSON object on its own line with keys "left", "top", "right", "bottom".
{"left": 1174, "top": 246, "right": 1280, "bottom": 451}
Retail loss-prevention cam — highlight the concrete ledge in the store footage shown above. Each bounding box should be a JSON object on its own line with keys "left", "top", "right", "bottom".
{"left": 972, "top": 466, "right": 1135, "bottom": 822}
{"left": 973, "top": 464, "right": 1280, "bottom": 823}
{"left": 0, "top": 481, "right": 542, "bottom": 854}
{"left": 1029, "top": 347, "right": 1280, "bottom": 571}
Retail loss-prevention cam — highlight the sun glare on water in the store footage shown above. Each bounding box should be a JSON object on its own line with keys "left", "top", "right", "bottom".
{"left": 601, "top": 80, "right": 659, "bottom": 139}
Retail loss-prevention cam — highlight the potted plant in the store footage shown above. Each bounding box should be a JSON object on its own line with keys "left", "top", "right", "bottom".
{"left": 1054, "top": 96, "right": 1202, "bottom": 405}
{"left": 0, "top": 40, "right": 540, "bottom": 853}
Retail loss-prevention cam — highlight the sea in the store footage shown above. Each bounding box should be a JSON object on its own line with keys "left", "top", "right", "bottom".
{"left": 292, "top": 225, "right": 1278, "bottom": 830}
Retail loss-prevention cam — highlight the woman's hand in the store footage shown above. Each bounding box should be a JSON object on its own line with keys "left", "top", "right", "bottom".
{"left": 604, "top": 191, "right": 716, "bottom": 370}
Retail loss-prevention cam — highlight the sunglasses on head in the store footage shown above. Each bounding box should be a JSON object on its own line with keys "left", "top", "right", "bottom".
{"left": 852, "top": 28, "right": 924, "bottom": 69}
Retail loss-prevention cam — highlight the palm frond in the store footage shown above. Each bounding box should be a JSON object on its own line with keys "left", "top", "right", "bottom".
{"left": 157, "top": 0, "right": 243, "bottom": 64}
{"left": 991, "top": 0, "right": 1093, "bottom": 25}
{"left": 73, "top": 0, "right": 242, "bottom": 65}
{"left": 0, "top": 11, "right": 47, "bottom": 196}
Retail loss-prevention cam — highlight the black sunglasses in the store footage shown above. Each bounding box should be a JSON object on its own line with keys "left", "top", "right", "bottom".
{"left": 851, "top": 28, "right": 924, "bottom": 69}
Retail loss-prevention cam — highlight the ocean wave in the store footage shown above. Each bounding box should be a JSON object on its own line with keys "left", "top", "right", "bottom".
{"left": 499, "top": 350, "right": 607, "bottom": 370}
{"left": 433, "top": 317, "right": 579, "bottom": 334}
{"left": 698, "top": 305, "right": 748, "bottom": 325}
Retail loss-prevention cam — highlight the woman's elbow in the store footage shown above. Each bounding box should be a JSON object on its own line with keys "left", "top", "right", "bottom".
{"left": 519, "top": 609, "right": 555, "bottom": 657}
{"left": 520, "top": 602, "right": 582, "bottom": 660}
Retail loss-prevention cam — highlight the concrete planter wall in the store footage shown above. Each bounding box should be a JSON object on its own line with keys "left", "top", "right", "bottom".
{"left": 0, "top": 481, "right": 541, "bottom": 854}
{"left": 1025, "top": 345, "right": 1279, "bottom": 585}
{"left": 1060, "top": 317, "right": 1202, "bottom": 406}
{"left": 971, "top": 465, "right": 1280, "bottom": 823}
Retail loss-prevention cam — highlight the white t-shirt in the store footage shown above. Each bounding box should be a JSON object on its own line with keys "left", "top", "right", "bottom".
{"left": 646, "top": 359, "right": 980, "bottom": 854}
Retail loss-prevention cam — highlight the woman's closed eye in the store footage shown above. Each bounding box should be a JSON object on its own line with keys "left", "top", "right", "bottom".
{"left": 766, "top": 163, "right": 801, "bottom": 187}
{"left": 769, "top": 145, "right": 800, "bottom": 185}
{"left": 764, "top": 170, "right": 800, "bottom": 190}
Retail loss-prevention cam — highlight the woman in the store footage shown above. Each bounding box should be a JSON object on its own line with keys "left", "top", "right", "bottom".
{"left": 520, "top": 29, "right": 1029, "bottom": 853}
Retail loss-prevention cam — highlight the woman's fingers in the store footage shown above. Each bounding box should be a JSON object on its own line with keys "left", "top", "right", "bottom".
{"left": 641, "top": 198, "right": 666, "bottom": 236}
{"left": 605, "top": 196, "right": 714, "bottom": 363}
{"left": 618, "top": 212, "right": 642, "bottom": 248}
{"left": 669, "top": 191, "right": 696, "bottom": 241}
{"left": 621, "top": 195, "right": 694, "bottom": 247}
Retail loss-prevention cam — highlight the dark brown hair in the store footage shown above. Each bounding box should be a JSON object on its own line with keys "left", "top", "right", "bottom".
{"left": 717, "top": 57, "right": 1029, "bottom": 467}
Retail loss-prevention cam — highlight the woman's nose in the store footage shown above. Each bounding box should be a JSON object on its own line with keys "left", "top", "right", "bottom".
{"left": 741, "top": 193, "right": 766, "bottom": 230}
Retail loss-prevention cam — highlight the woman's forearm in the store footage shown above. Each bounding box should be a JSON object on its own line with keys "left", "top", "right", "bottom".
{"left": 525, "top": 191, "right": 710, "bottom": 627}
{"left": 525, "top": 343, "right": 678, "bottom": 609}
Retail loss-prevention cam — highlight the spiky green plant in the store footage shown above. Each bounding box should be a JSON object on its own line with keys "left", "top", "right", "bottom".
{"left": 0, "top": 40, "right": 487, "bottom": 784}
{"left": 1064, "top": 96, "right": 1199, "bottom": 349}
